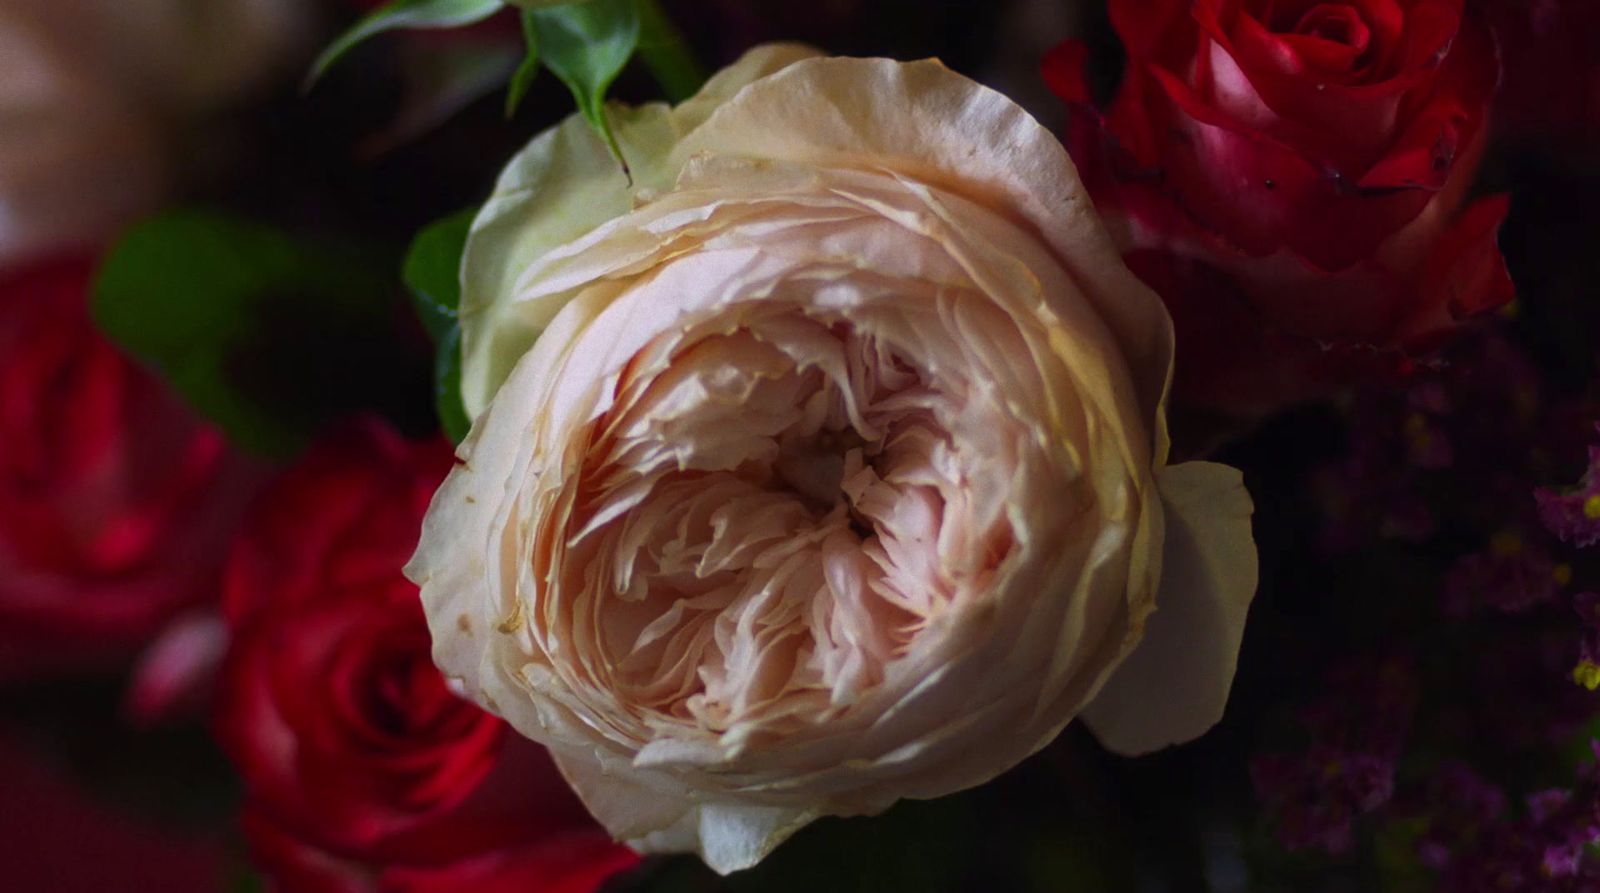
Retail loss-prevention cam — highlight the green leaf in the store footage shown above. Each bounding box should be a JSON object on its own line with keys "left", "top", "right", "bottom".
{"left": 310, "top": 0, "right": 505, "bottom": 86}
{"left": 505, "top": 10, "right": 541, "bottom": 118}
{"left": 94, "top": 211, "right": 396, "bottom": 456}
{"left": 402, "top": 208, "right": 474, "bottom": 338}
{"left": 95, "top": 213, "right": 306, "bottom": 455}
{"left": 401, "top": 208, "right": 477, "bottom": 443}
{"left": 529, "top": 0, "right": 642, "bottom": 170}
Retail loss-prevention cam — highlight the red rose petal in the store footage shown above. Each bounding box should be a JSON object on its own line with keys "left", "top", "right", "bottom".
{"left": 1407, "top": 193, "right": 1516, "bottom": 341}
{"left": 1358, "top": 8, "right": 1498, "bottom": 191}
{"left": 1068, "top": 0, "right": 1508, "bottom": 415}
{"left": 1041, "top": 40, "right": 1091, "bottom": 104}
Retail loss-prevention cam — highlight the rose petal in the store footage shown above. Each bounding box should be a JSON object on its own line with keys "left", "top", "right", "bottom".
{"left": 1403, "top": 193, "right": 1515, "bottom": 343}
{"left": 1040, "top": 40, "right": 1091, "bottom": 105}
{"left": 670, "top": 54, "right": 1176, "bottom": 452}
{"left": 555, "top": 751, "right": 813, "bottom": 874}
{"left": 1082, "top": 461, "right": 1258, "bottom": 755}
{"left": 1357, "top": 10, "right": 1497, "bottom": 191}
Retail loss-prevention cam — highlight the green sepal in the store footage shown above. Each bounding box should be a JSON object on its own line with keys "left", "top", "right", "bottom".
{"left": 505, "top": 11, "right": 542, "bottom": 117}
{"left": 528, "top": 0, "right": 642, "bottom": 171}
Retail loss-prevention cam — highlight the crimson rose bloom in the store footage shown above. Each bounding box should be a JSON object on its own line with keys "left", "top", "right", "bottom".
{"left": 1046, "top": 0, "right": 1514, "bottom": 414}
{"left": 215, "top": 421, "right": 637, "bottom": 893}
{"left": 0, "top": 258, "right": 254, "bottom": 680}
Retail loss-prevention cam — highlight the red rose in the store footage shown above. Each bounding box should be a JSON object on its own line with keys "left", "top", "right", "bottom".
{"left": 1046, "top": 0, "right": 1514, "bottom": 415}
{"left": 214, "top": 421, "right": 637, "bottom": 892}
{"left": 0, "top": 258, "right": 255, "bottom": 681}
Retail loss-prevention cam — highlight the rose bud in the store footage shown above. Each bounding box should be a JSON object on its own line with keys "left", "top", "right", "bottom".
{"left": 1045, "top": 0, "right": 1515, "bottom": 416}
{"left": 0, "top": 258, "right": 255, "bottom": 682}
{"left": 409, "top": 46, "right": 1260, "bottom": 873}
{"left": 215, "top": 421, "right": 637, "bottom": 892}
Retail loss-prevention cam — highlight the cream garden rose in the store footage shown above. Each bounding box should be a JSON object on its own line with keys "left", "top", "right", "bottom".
{"left": 409, "top": 45, "right": 1259, "bottom": 874}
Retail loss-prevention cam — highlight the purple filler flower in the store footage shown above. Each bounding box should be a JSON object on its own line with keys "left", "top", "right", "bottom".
{"left": 1253, "top": 659, "right": 1417, "bottom": 854}
{"left": 1443, "top": 530, "right": 1569, "bottom": 616}
{"left": 1538, "top": 443, "right": 1600, "bottom": 548}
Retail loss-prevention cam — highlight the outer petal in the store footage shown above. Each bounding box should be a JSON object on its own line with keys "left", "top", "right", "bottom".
{"left": 458, "top": 43, "right": 821, "bottom": 417}
{"left": 1082, "top": 461, "right": 1257, "bottom": 755}
{"left": 555, "top": 753, "right": 815, "bottom": 875}
{"left": 1402, "top": 193, "right": 1515, "bottom": 343}
{"left": 458, "top": 105, "right": 671, "bottom": 419}
{"left": 408, "top": 355, "right": 539, "bottom": 707}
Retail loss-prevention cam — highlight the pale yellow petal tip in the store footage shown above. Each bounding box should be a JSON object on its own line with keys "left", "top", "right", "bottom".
{"left": 626, "top": 803, "right": 817, "bottom": 876}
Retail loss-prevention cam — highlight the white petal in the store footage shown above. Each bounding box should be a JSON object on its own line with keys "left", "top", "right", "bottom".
{"left": 554, "top": 750, "right": 815, "bottom": 875}
{"left": 1081, "top": 461, "right": 1257, "bottom": 755}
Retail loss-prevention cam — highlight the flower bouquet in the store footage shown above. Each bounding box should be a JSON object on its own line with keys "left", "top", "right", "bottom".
{"left": 2, "top": 1, "right": 1597, "bottom": 890}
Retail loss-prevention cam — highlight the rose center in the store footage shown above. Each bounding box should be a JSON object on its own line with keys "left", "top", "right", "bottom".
{"left": 1291, "top": 4, "right": 1372, "bottom": 54}
{"left": 774, "top": 427, "right": 866, "bottom": 510}
{"left": 555, "top": 307, "right": 1021, "bottom": 740}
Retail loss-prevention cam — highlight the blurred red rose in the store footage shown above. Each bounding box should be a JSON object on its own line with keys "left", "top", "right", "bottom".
{"left": 0, "top": 258, "right": 256, "bottom": 683}
{"left": 1046, "top": 0, "right": 1514, "bottom": 415}
{"left": 214, "top": 421, "right": 638, "bottom": 892}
